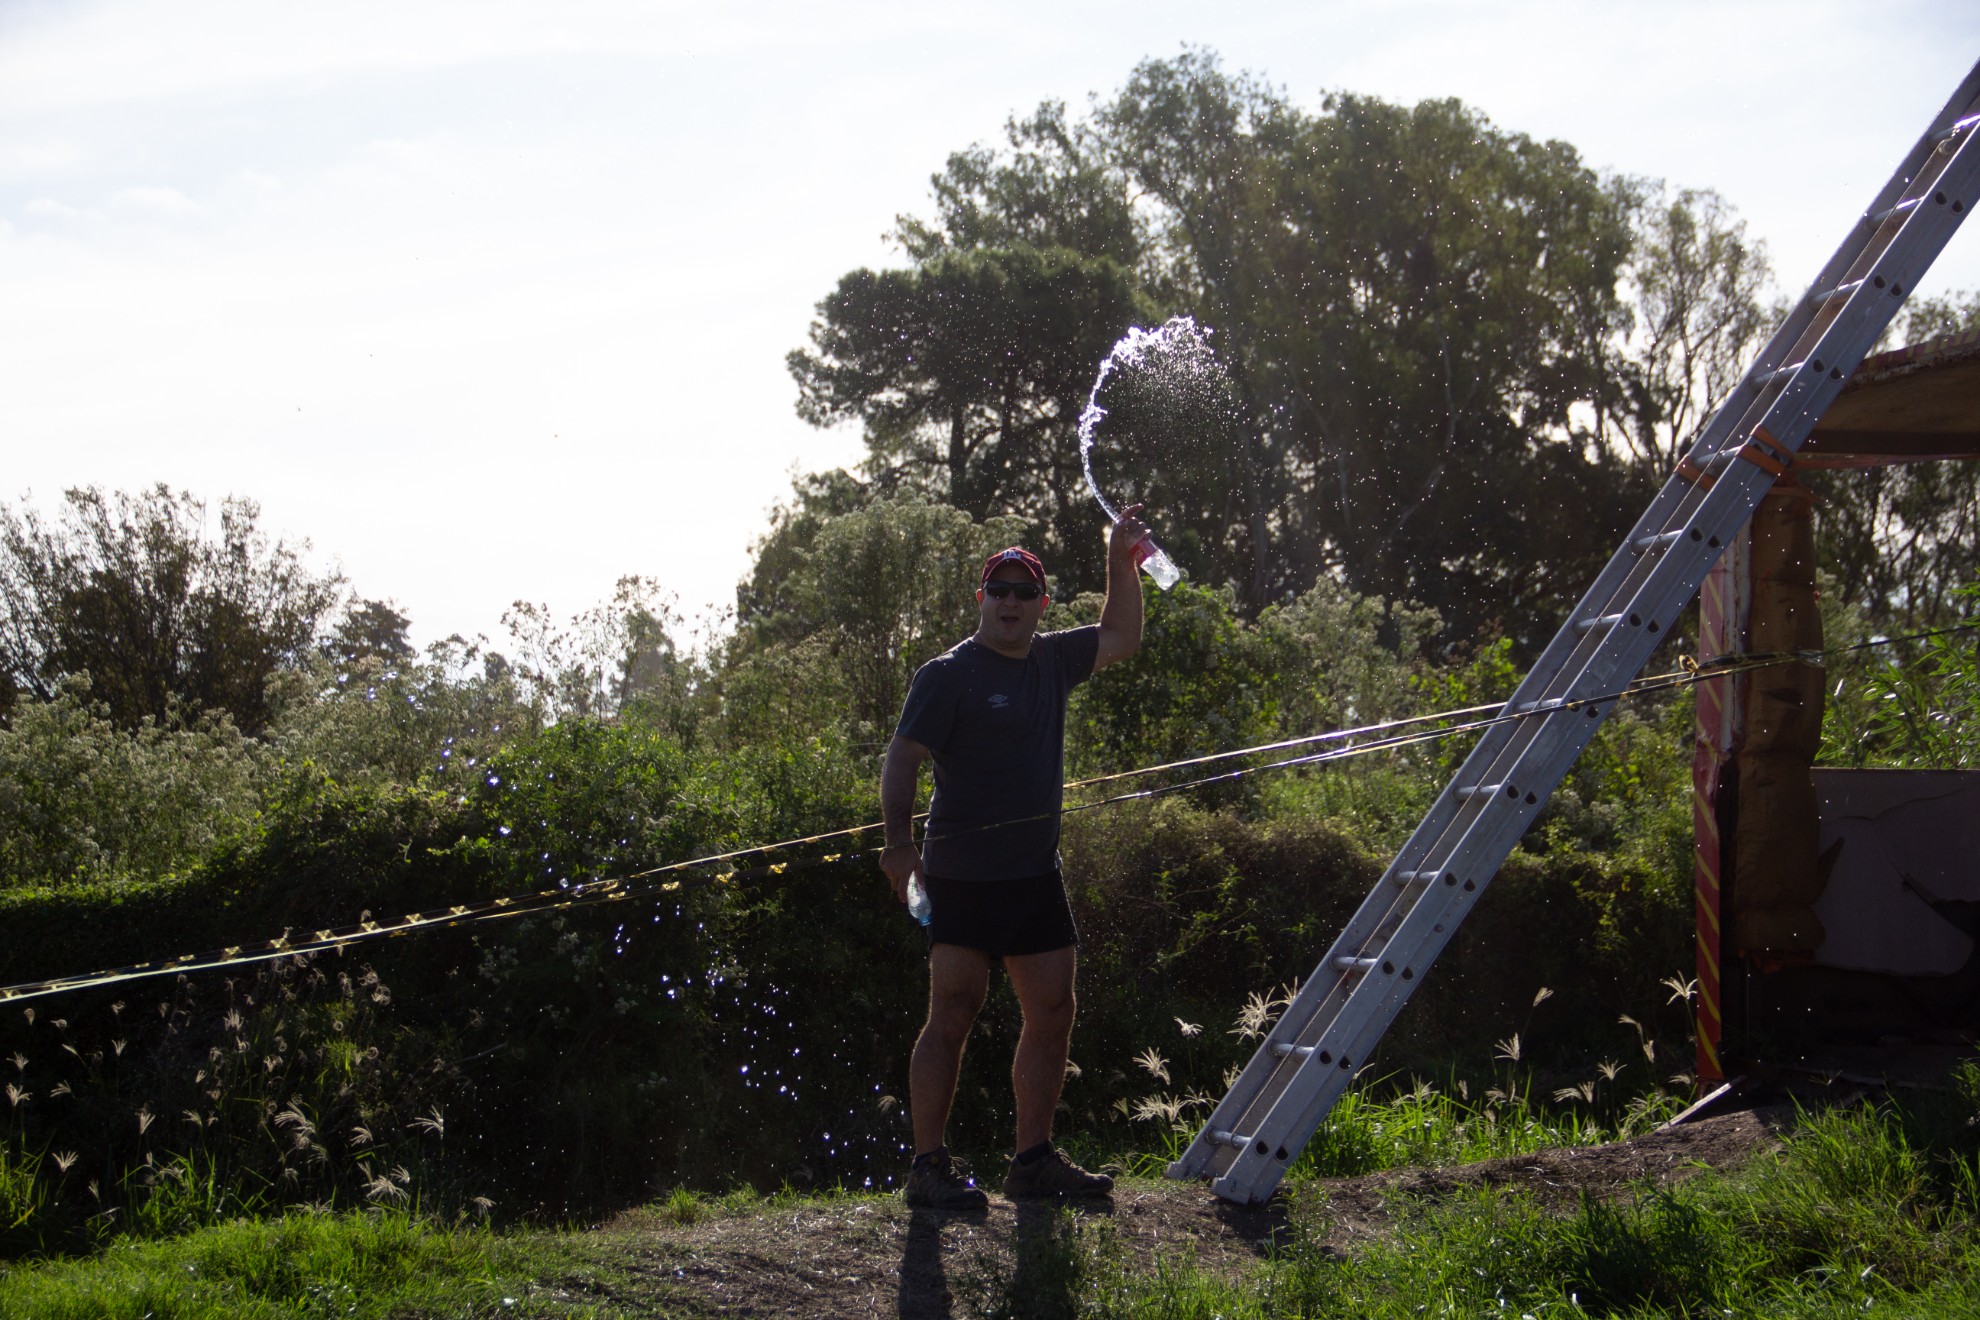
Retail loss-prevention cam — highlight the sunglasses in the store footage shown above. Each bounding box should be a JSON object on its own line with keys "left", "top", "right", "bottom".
{"left": 982, "top": 581, "right": 1045, "bottom": 602}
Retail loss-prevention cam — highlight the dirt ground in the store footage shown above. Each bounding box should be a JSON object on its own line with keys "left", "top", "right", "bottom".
{"left": 557, "top": 1106, "right": 1787, "bottom": 1318}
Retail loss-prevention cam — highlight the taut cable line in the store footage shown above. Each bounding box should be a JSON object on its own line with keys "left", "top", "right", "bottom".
{"left": 2, "top": 622, "right": 1970, "bottom": 1004}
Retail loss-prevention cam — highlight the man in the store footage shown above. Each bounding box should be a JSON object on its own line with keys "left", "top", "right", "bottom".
{"left": 879, "top": 506, "right": 1149, "bottom": 1210}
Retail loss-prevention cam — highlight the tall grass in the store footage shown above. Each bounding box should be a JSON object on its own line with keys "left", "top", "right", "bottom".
{"left": 1117, "top": 971, "right": 1694, "bottom": 1185}
{"left": 1, "top": 958, "right": 472, "bottom": 1260}
{"left": 1031, "top": 1086, "right": 1980, "bottom": 1319}
{"left": 1294, "top": 1075, "right": 1656, "bottom": 1178}
{"left": 2, "top": 1145, "right": 49, "bottom": 1251}
{"left": 1115, "top": 1068, "right": 1687, "bottom": 1191}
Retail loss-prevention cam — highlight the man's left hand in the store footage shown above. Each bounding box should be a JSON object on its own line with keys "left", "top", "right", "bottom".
{"left": 1109, "top": 503, "right": 1149, "bottom": 565}
{"left": 879, "top": 842, "right": 921, "bottom": 903}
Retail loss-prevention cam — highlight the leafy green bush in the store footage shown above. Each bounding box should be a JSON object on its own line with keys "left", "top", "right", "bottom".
{"left": 263, "top": 640, "right": 538, "bottom": 791}
{"left": 1068, "top": 581, "right": 1290, "bottom": 787}
{"left": 0, "top": 680, "right": 269, "bottom": 891}
{"left": 0, "top": 712, "right": 912, "bottom": 1251}
{"left": 1045, "top": 789, "right": 1694, "bottom": 1165}
{"left": 1821, "top": 582, "right": 1979, "bottom": 768}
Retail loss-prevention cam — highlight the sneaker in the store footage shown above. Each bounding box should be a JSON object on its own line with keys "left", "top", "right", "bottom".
{"left": 1001, "top": 1147, "right": 1114, "bottom": 1199}
{"left": 903, "top": 1152, "right": 989, "bottom": 1211}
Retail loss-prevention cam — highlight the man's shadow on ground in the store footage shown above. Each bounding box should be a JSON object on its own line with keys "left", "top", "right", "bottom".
{"left": 896, "top": 1206, "right": 966, "bottom": 1319}
{"left": 896, "top": 1189, "right": 1302, "bottom": 1317}
{"left": 896, "top": 1198, "right": 1101, "bottom": 1319}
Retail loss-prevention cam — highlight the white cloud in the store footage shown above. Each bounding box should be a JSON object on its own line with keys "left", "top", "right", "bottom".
{"left": 110, "top": 185, "right": 203, "bottom": 216}
{"left": 0, "top": 137, "right": 85, "bottom": 176}
{"left": 22, "top": 195, "right": 82, "bottom": 219}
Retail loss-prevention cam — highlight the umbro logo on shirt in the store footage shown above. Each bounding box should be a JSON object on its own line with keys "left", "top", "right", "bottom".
{"left": 988, "top": 693, "right": 1010, "bottom": 708}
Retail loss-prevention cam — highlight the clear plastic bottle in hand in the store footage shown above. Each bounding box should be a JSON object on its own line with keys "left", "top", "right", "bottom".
{"left": 1131, "top": 533, "right": 1182, "bottom": 590}
{"left": 906, "top": 873, "right": 932, "bottom": 926}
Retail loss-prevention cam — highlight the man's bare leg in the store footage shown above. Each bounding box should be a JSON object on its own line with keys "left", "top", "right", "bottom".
{"left": 909, "top": 943, "right": 992, "bottom": 1154}
{"left": 1003, "top": 946, "right": 1077, "bottom": 1152}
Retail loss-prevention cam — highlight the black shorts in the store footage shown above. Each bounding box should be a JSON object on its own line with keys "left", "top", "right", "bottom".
{"left": 923, "top": 870, "right": 1078, "bottom": 958}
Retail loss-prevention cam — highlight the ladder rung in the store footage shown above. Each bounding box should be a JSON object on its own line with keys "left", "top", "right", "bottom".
{"left": 1457, "top": 782, "right": 1510, "bottom": 800}
{"left": 1806, "top": 278, "right": 1865, "bottom": 308}
{"left": 1674, "top": 449, "right": 1736, "bottom": 488}
{"left": 1575, "top": 613, "right": 1626, "bottom": 634}
{"left": 1934, "top": 112, "right": 1980, "bottom": 143}
{"left": 1210, "top": 1129, "right": 1250, "bottom": 1149}
{"left": 1514, "top": 697, "right": 1564, "bottom": 713}
{"left": 1270, "top": 1041, "right": 1318, "bottom": 1059}
{"left": 1633, "top": 529, "right": 1686, "bottom": 551}
{"left": 1869, "top": 196, "right": 1923, "bottom": 226}
{"left": 1393, "top": 869, "right": 1433, "bottom": 885}
{"left": 1751, "top": 358, "right": 1825, "bottom": 390}
{"left": 1332, "top": 955, "right": 1380, "bottom": 972}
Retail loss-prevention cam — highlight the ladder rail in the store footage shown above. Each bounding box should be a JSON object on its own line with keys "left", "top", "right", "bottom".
{"left": 1165, "top": 824, "right": 1448, "bottom": 1179}
{"left": 1175, "top": 679, "right": 1610, "bottom": 1188}
{"left": 1201, "top": 699, "right": 1620, "bottom": 1200}
{"left": 1170, "top": 668, "right": 1578, "bottom": 1182}
{"left": 1517, "top": 61, "right": 1980, "bottom": 709}
{"left": 1180, "top": 448, "right": 1799, "bottom": 1188}
{"left": 1172, "top": 60, "right": 1980, "bottom": 1203}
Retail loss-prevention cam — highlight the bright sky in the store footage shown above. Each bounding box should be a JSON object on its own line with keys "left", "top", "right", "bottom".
{"left": 5, "top": 1, "right": 1977, "bottom": 650}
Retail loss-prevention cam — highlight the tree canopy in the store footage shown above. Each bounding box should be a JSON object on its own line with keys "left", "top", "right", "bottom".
{"left": 1812, "top": 290, "right": 1980, "bottom": 631}
{"left": 726, "top": 492, "right": 1030, "bottom": 738}
{"left": 792, "top": 54, "right": 1698, "bottom": 644}
{"left": 789, "top": 52, "right": 1919, "bottom": 653}
{"left": 0, "top": 486, "right": 342, "bottom": 735}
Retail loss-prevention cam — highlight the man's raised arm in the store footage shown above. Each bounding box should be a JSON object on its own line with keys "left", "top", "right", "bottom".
{"left": 1094, "top": 504, "right": 1149, "bottom": 673}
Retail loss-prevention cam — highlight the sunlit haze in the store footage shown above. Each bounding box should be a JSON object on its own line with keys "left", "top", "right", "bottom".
{"left": 4, "top": 0, "right": 1976, "bottom": 650}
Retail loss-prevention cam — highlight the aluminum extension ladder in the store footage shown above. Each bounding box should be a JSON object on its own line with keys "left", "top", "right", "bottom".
{"left": 1170, "top": 58, "right": 1980, "bottom": 1205}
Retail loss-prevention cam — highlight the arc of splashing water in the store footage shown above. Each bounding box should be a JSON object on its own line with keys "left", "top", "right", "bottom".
{"left": 1077, "top": 315, "right": 1214, "bottom": 522}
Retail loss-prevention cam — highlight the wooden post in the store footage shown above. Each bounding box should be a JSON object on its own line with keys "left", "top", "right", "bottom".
{"left": 1692, "top": 476, "right": 1824, "bottom": 1089}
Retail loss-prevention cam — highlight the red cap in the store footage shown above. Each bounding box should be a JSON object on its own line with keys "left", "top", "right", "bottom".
{"left": 979, "top": 547, "right": 1047, "bottom": 590}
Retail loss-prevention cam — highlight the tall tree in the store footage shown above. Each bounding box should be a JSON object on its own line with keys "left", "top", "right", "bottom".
{"left": 790, "top": 52, "right": 1648, "bottom": 643}
{"left": 1815, "top": 285, "right": 1980, "bottom": 630}
{"left": 725, "top": 493, "right": 1029, "bottom": 737}
{"left": 1594, "top": 186, "right": 1775, "bottom": 480}
{"left": 790, "top": 104, "right": 1160, "bottom": 599}
{"left": 1099, "top": 63, "right": 1643, "bottom": 636}
{"left": 789, "top": 247, "right": 1154, "bottom": 595}
{"left": 502, "top": 576, "right": 693, "bottom": 726}
{"left": 0, "top": 486, "right": 341, "bottom": 734}
{"left": 1876, "top": 287, "right": 1980, "bottom": 351}
{"left": 894, "top": 102, "right": 1147, "bottom": 269}
{"left": 326, "top": 598, "right": 415, "bottom": 664}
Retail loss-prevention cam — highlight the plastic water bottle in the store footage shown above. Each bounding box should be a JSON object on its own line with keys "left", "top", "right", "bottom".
{"left": 906, "top": 873, "right": 932, "bottom": 927}
{"left": 1131, "top": 533, "right": 1182, "bottom": 590}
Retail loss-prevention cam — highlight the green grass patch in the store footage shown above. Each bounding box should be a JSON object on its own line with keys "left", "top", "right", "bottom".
{"left": 1295, "top": 1074, "right": 1678, "bottom": 1177}
{"left": 11, "top": 1099, "right": 1980, "bottom": 1318}
{"left": 1122, "top": 1070, "right": 1687, "bottom": 1183}
{"left": 1046, "top": 1101, "right": 1980, "bottom": 1319}
{"left": 0, "top": 1209, "right": 602, "bottom": 1319}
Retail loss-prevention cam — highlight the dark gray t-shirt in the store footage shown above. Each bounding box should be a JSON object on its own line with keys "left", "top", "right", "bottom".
{"left": 896, "top": 626, "right": 1101, "bottom": 881}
